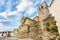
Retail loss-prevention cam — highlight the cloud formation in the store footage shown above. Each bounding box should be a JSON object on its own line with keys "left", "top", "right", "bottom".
{"left": 0, "top": 0, "right": 51, "bottom": 31}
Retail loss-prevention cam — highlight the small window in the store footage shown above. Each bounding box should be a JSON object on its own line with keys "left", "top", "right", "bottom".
{"left": 41, "top": 6, "right": 43, "bottom": 8}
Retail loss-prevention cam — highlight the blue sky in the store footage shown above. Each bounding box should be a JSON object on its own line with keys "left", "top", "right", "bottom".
{"left": 0, "top": 0, "right": 52, "bottom": 31}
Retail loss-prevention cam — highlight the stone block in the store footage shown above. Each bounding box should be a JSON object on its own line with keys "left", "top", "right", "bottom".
{"left": 30, "top": 26, "right": 36, "bottom": 31}
{"left": 17, "top": 32, "right": 28, "bottom": 38}
{"left": 29, "top": 31, "right": 38, "bottom": 39}
{"left": 19, "top": 25, "right": 28, "bottom": 32}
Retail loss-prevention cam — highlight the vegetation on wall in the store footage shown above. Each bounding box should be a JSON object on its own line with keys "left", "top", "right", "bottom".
{"left": 46, "top": 25, "right": 58, "bottom": 32}
{"left": 51, "top": 25, "right": 58, "bottom": 32}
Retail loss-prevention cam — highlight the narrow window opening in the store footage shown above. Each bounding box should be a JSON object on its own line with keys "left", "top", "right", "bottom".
{"left": 41, "top": 6, "right": 43, "bottom": 8}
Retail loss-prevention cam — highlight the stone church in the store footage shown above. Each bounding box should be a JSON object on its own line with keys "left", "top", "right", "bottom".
{"left": 14, "top": 1, "right": 59, "bottom": 40}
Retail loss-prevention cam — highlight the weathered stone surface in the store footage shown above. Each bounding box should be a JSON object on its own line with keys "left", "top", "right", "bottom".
{"left": 19, "top": 25, "right": 28, "bottom": 32}
{"left": 29, "top": 31, "right": 38, "bottom": 39}
{"left": 29, "top": 26, "right": 36, "bottom": 31}
{"left": 33, "top": 16, "right": 39, "bottom": 21}
{"left": 17, "top": 32, "right": 28, "bottom": 38}
{"left": 21, "top": 17, "right": 37, "bottom": 25}
{"left": 14, "top": 1, "right": 59, "bottom": 40}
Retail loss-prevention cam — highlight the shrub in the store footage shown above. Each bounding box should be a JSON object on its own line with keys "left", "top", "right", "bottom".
{"left": 51, "top": 26, "right": 58, "bottom": 32}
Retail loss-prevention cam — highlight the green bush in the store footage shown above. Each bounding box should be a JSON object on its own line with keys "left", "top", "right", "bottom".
{"left": 46, "top": 25, "right": 58, "bottom": 32}
{"left": 51, "top": 26, "right": 58, "bottom": 32}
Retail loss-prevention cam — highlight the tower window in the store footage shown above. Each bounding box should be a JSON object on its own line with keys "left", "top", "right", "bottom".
{"left": 41, "top": 6, "right": 43, "bottom": 8}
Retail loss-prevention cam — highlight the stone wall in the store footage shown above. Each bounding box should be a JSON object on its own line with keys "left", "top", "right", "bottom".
{"left": 33, "top": 16, "right": 39, "bottom": 21}
{"left": 14, "top": 1, "right": 59, "bottom": 40}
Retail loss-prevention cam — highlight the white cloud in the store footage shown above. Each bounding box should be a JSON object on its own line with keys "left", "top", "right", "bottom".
{"left": 34, "top": 0, "right": 40, "bottom": 5}
{"left": 0, "top": 0, "right": 21, "bottom": 18}
{"left": 0, "top": 23, "right": 3, "bottom": 26}
{"left": 0, "top": 20, "right": 13, "bottom": 22}
{"left": 0, "top": 11, "right": 8, "bottom": 18}
{"left": 0, "top": 0, "right": 5, "bottom": 5}
{"left": 0, "top": 0, "right": 23, "bottom": 31}
{"left": 0, "top": 0, "right": 16, "bottom": 18}
{"left": 0, "top": 23, "right": 4, "bottom": 29}
{"left": 0, "top": 0, "right": 22, "bottom": 27}
{"left": 0, "top": 0, "right": 40, "bottom": 23}
{"left": 6, "top": 0, "right": 12, "bottom": 9}
{"left": 16, "top": 0, "right": 34, "bottom": 12}
{"left": 16, "top": 12, "right": 22, "bottom": 20}
{"left": 0, "top": 9, "right": 19, "bottom": 18}
{"left": 16, "top": 0, "right": 39, "bottom": 17}
{"left": 16, "top": 1, "right": 28, "bottom": 12}
{"left": 25, "top": 7, "right": 37, "bottom": 16}
{"left": 22, "top": 0, "right": 28, "bottom": 2}
{"left": 0, "top": 20, "right": 13, "bottom": 27}
{"left": 0, "top": 0, "right": 39, "bottom": 19}
{"left": 17, "top": 2, "right": 28, "bottom": 12}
